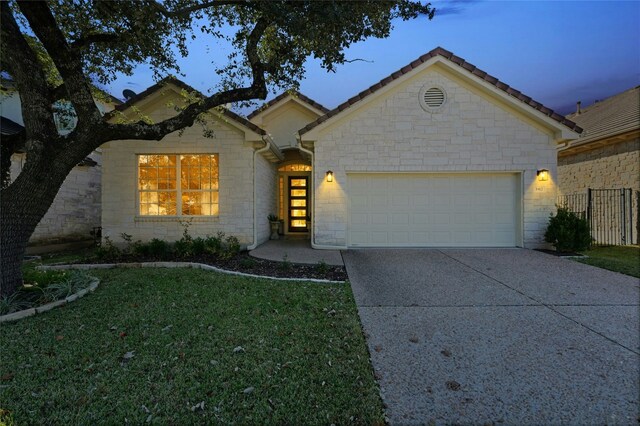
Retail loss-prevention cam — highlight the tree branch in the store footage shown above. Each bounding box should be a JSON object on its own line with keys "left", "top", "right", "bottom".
{"left": 150, "top": 0, "right": 256, "bottom": 17}
{"left": 71, "top": 32, "right": 122, "bottom": 50}
{"left": 105, "top": 18, "right": 270, "bottom": 143}
{"left": 18, "top": 2, "right": 103, "bottom": 132}
{"left": 0, "top": 2, "right": 58, "bottom": 146}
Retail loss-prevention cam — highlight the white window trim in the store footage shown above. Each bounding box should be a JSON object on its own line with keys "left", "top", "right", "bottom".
{"left": 136, "top": 153, "right": 219, "bottom": 218}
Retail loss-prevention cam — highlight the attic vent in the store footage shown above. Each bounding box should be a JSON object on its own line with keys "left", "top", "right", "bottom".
{"left": 419, "top": 85, "right": 446, "bottom": 112}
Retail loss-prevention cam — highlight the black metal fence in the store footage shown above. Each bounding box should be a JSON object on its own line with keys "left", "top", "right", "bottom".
{"left": 557, "top": 188, "right": 638, "bottom": 246}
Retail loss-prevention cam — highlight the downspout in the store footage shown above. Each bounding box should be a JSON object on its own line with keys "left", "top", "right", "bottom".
{"left": 246, "top": 137, "right": 272, "bottom": 250}
{"left": 297, "top": 137, "right": 345, "bottom": 250}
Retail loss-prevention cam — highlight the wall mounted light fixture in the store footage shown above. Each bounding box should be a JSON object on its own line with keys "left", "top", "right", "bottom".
{"left": 537, "top": 169, "right": 549, "bottom": 181}
{"left": 326, "top": 170, "right": 334, "bottom": 182}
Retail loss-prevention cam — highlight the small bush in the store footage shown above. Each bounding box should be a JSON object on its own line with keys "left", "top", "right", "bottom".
{"left": 173, "top": 239, "right": 192, "bottom": 258}
{"left": 191, "top": 237, "right": 207, "bottom": 256}
{"left": 239, "top": 258, "right": 257, "bottom": 269}
{"left": 316, "top": 260, "right": 329, "bottom": 275}
{"left": 204, "top": 234, "right": 223, "bottom": 255}
{"left": 95, "top": 237, "right": 121, "bottom": 261}
{"left": 222, "top": 235, "right": 241, "bottom": 260}
{"left": 146, "top": 238, "right": 171, "bottom": 258}
{"left": 545, "top": 206, "right": 592, "bottom": 252}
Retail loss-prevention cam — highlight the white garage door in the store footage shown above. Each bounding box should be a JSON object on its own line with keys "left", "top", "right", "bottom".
{"left": 348, "top": 173, "right": 520, "bottom": 247}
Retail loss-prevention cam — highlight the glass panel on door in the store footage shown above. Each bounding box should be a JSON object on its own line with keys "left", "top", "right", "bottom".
{"left": 288, "top": 176, "right": 308, "bottom": 232}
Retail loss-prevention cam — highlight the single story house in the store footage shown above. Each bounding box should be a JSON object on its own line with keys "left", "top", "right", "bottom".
{"left": 101, "top": 47, "right": 582, "bottom": 249}
{"left": 1, "top": 75, "right": 121, "bottom": 246}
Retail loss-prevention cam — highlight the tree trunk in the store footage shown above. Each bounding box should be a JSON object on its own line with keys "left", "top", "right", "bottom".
{"left": 0, "top": 155, "right": 76, "bottom": 297}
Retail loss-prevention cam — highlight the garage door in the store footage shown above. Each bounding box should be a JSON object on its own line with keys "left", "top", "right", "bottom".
{"left": 348, "top": 173, "right": 520, "bottom": 247}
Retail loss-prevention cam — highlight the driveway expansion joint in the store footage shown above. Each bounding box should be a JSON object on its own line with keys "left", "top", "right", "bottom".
{"left": 437, "top": 249, "right": 640, "bottom": 356}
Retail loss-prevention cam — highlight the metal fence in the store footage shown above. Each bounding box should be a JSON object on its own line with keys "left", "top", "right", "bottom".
{"left": 557, "top": 188, "right": 638, "bottom": 246}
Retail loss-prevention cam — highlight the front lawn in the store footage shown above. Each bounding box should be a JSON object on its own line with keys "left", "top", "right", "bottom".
{"left": 0, "top": 268, "right": 383, "bottom": 424}
{"left": 576, "top": 245, "right": 640, "bottom": 278}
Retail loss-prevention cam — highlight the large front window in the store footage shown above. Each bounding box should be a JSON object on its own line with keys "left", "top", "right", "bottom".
{"left": 138, "top": 154, "right": 219, "bottom": 216}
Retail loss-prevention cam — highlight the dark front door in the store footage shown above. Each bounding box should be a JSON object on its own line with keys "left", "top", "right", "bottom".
{"left": 288, "top": 176, "right": 308, "bottom": 232}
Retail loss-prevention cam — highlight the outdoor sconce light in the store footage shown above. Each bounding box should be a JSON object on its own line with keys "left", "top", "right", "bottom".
{"left": 326, "top": 170, "right": 334, "bottom": 182}
{"left": 537, "top": 169, "right": 549, "bottom": 181}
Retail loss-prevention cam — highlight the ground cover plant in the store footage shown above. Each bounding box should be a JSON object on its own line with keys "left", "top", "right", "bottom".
{"left": 0, "top": 268, "right": 383, "bottom": 424}
{"left": 0, "top": 267, "right": 94, "bottom": 315}
{"left": 575, "top": 245, "right": 640, "bottom": 278}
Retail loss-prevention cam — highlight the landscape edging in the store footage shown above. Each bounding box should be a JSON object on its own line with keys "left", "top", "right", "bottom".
{"left": 0, "top": 278, "right": 99, "bottom": 323}
{"left": 38, "top": 262, "right": 347, "bottom": 284}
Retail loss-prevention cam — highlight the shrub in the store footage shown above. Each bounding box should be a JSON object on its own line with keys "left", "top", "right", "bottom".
{"left": 146, "top": 238, "right": 171, "bottom": 258}
{"left": 239, "top": 257, "right": 257, "bottom": 269}
{"left": 220, "top": 235, "right": 240, "bottom": 260}
{"left": 173, "top": 239, "right": 193, "bottom": 258}
{"left": 204, "top": 234, "right": 223, "bottom": 255}
{"left": 191, "top": 237, "right": 207, "bottom": 256}
{"left": 544, "top": 206, "right": 592, "bottom": 252}
{"left": 95, "top": 236, "right": 121, "bottom": 261}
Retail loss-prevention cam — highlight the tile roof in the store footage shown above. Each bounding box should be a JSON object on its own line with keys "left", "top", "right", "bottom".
{"left": 105, "top": 77, "right": 266, "bottom": 136}
{"left": 299, "top": 47, "right": 582, "bottom": 135}
{"left": 247, "top": 90, "right": 330, "bottom": 119}
{"left": 564, "top": 86, "right": 639, "bottom": 144}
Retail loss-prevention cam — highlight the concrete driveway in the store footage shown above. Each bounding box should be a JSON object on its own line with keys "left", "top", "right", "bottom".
{"left": 343, "top": 249, "right": 640, "bottom": 425}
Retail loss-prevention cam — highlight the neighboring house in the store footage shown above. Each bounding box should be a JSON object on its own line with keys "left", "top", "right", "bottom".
{"left": 557, "top": 86, "right": 639, "bottom": 244}
{"left": 1, "top": 76, "right": 121, "bottom": 246}
{"left": 101, "top": 47, "right": 581, "bottom": 250}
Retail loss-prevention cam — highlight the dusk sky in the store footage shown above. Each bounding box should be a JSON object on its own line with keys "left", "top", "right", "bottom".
{"left": 109, "top": 0, "right": 640, "bottom": 116}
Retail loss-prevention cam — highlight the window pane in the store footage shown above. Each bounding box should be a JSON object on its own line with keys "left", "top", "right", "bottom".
{"left": 291, "top": 189, "right": 306, "bottom": 197}
{"left": 139, "top": 154, "right": 217, "bottom": 216}
{"left": 291, "top": 199, "right": 306, "bottom": 207}
{"left": 291, "top": 220, "right": 306, "bottom": 227}
{"left": 291, "top": 209, "right": 306, "bottom": 217}
{"left": 290, "top": 179, "right": 306, "bottom": 187}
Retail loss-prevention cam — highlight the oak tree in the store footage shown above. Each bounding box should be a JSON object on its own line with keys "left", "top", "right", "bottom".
{"left": 0, "top": 0, "right": 434, "bottom": 296}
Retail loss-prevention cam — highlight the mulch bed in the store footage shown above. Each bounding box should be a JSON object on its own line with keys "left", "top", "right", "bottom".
{"left": 73, "top": 251, "right": 348, "bottom": 281}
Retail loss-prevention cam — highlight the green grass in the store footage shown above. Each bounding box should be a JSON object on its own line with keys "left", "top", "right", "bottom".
{"left": 0, "top": 268, "right": 383, "bottom": 425}
{"left": 576, "top": 245, "right": 640, "bottom": 278}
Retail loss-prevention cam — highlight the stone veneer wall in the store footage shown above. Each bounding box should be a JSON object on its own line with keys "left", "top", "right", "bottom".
{"left": 311, "top": 67, "right": 559, "bottom": 248}
{"left": 10, "top": 152, "right": 102, "bottom": 245}
{"left": 558, "top": 137, "right": 639, "bottom": 194}
{"left": 558, "top": 137, "right": 639, "bottom": 244}
{"left": 101, "top": 105, "right": 257, "bottom": 246}
{"left": 254, "top": 152, "right": 277, "bottom": 245}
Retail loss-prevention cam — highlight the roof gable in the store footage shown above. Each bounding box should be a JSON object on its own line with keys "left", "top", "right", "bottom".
{"left": 299, "top": 47, "right": 582, "bottom": 141}
{"left": 247, "top": 90, "right": 329, "bottom": 122}
{"left": 105, "top": 77, "right": 266, "bottom": 139}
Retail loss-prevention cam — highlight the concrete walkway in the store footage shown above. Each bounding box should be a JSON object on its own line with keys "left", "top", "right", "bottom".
{"left": 343, "top": 248, "right": 640, "bottom": 425}
{"left": 249, "top": 240, "right": 344, "bottom": 266}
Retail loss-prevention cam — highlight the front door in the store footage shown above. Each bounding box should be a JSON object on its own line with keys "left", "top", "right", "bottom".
{"left": 288, "top": 176, "right": 308, "bottom": 232}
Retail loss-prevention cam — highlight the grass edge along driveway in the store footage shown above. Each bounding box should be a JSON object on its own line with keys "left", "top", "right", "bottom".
{"left": 576, "top": 245, "right": 640, "bottom": 278}
{"left": 0, "top": 268, "right": 384, "bottom": 425}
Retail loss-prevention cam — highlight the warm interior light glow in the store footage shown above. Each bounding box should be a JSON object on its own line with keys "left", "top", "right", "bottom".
{"left": 537, "top": 169, "right": 549, "bottom": 182}
{"left": 326, "top": 170, "right": 334, "bottom": 182}
{"left": 138, "top": 154, "right": 218, "bottom": 216}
